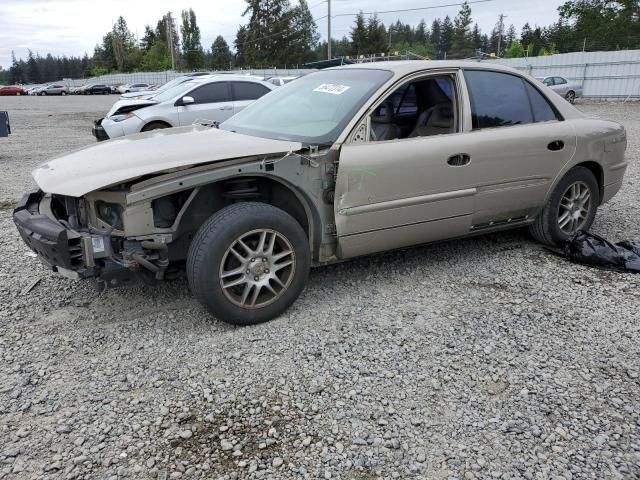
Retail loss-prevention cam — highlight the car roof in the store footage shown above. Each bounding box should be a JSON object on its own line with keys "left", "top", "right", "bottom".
{"left": 189, "top": 74, "right": 267, "bottom": 84}
{"left": 328, "top": 60, "right": 526, "bottom": 77}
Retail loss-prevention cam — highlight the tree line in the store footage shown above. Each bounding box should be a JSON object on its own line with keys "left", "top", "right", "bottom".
{"left": 3, "top": 0, "right": 639, "bottom": 85}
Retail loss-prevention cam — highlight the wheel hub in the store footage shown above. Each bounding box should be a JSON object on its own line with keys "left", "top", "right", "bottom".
{"left": 558, "top": 181, "right": 592, "bottom": 234}
{"left": 219, "top": 229, "right": 295, "bottom": 309}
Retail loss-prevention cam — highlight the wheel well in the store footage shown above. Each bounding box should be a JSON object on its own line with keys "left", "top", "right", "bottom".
{"left": 142, "top": 121, "right": 171, "bottom": 131}
{"left": 574, "top": 161, "right": 604, "bottom": 203}
{"left": 159, "top": 176, "right": 316, "bottom": 261}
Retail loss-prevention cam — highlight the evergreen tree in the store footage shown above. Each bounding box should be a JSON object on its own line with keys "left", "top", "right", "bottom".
{"left": 452, "top": 1, "right": 474, "bottom": 58}
{"left": 430, "top": 19, "right": 442, "bottom": 56}
{"left": 439, "top": 16, "right": 454, "bottom": 59}
{"left": 211, "top": 36, "right": 233, "bottom": 70}
{"left": 234, "top": 25, "right": 248, "bottom": 66}
{"left": 140, "top": 26, "right": 157, "bottom": 52}
{"left": 243, "top": 0, "right": 292, "bottom": 66}
{"left": 350, "top": 12, "right": 368, "bottom": 56}
{"left": 415, "top": 20, "right": 428, "bottom": 43}
{"left": 181, "top": 8, "right": 204, "bottom": 70}
{"left": 367, "top": 15, "right": 387, "bottom": 55}
{"left": 287, "top": 0, "right": 319, "bottom": 64}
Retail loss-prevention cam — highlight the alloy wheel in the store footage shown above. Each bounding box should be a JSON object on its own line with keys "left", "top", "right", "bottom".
{"left": 219, "top": 229, "right": 296, "bottom": 309}
{"left": 558, "top": 181, "right": 592, "bottom": 234}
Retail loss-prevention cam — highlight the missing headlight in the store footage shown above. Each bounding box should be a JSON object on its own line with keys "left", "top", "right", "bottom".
{"left": 95, "top": 201, "right": 124, "bottom": 230}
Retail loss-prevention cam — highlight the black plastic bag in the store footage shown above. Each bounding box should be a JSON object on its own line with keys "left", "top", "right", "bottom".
{"left": 563, "top": 231, "right": 640, "bottom": 273}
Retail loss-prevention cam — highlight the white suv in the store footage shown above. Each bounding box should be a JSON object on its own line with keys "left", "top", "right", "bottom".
{"left": 94, "top": 76, "right": 275, "bottom": 141}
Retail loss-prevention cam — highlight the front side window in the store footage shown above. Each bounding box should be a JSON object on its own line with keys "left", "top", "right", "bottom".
{"left": 369, "top": 74, "right": 457, "bottom": 142}
{"left": 231, "top": 82, "right": 271, "bottom": 101}
{"left": 188, "top": 82, "right": 230, "bottom": 104}
{"left": 465, "top": 70, "right": 535, "bottom": 129}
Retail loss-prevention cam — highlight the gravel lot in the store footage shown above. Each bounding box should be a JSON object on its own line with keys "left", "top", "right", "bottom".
{"left": 0, "top": 96, "right": 639, "bottom": 480}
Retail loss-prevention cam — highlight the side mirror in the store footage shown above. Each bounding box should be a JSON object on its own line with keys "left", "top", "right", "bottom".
{"left": 181, "top": 96, "right": 195, "bottom": 105}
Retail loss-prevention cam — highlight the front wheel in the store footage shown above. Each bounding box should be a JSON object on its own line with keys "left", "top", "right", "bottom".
{"left": 61, "top": 91, "right": 66, "bottom": 96}
{"left": 529, "top": 166, "right": 599, "bottom": 246}
{"left": 187, "top": 202, "right": 310, "bottom": 325}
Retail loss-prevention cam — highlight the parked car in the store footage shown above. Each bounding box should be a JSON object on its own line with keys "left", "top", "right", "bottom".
{"left": 80, "top": 84, "right": 111, "bottom": 95}
{"left": 38, "top": 84, "right": 70, "bottom": 96}
{"left": 116, "top": 83, "right": 152, "bottom": 94}
{"left": 93, "top": 75, "right": 275, "bottom": 141}
{"left": 0, "top": 111, "right": 10, "bottom": 137}
{"left": 14, "top": 61, "right": 627, "bottom": 325}
{"left": 537, "top": 76, "right": 582, "bottom": 103}
{"left": 267, "top": 76, "right": 299, "bottom": 87}
{"left": 120, "top": 73, "right": 212, "bottom": 100}
{"left": 0, "top": 85, "right": 25, "bottom": 96}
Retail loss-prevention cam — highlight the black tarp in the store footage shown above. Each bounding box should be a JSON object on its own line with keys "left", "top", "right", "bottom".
{"left": 563, "top": 231, "right": 640, "bottom": 273}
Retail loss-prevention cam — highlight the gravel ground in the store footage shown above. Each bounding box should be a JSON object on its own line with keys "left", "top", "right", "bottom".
{"left": 0, "top": 96, "right": 639, "bottom": 480}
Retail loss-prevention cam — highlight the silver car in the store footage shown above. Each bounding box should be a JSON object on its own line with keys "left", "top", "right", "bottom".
{"left": 537, "top": 76, "right": 582, "bottom": 103}
{"left": 116, "top": 83, "right": 152, "bottom": 94}
{"left": 93, "top": 76, "right": 275, "bottom": 141}
{"left": 14, "top": 61, "right": 627, "bottom": 325}
{"left": 38, "top": 84, "right": 69, "bottom": 96}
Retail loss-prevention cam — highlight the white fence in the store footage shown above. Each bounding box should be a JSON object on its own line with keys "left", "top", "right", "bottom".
{"left": 492, "top": 49, "right": 640, "bottom": 99}
{"left": 59, "top": 69, "right": 315, "bottom": 88}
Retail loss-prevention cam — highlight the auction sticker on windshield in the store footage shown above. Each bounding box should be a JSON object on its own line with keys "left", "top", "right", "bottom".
{"left": 313, "top": 84, "right": 351, "bottom": 95}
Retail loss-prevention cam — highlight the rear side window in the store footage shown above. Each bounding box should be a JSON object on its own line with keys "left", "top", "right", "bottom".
{"left": 465, "top": 70, "right": 532, "bottom": 129}
{"left": 465, "top": 70, "right": 560, "bottom": 129}
{"left": 524, "top": 81, "right": 560, "bottom": 123}
{"left": 554, "top": 77, "right": 567, "bottom": 85}
{"left": 232, "top": 82, "right": 270, "bottom": 101}
{"left": 190, "top": 82, "right": 230, "bottom": 104}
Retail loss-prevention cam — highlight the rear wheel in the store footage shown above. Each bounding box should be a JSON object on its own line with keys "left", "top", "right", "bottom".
{"left": 61, "top": 91, "right": 66, "bottom": 96}
{"left": 565, "top": 91, "right": 576, "bottom": 104}
{"left": 15, "top": 92, "right": 21, "bottom": 96}
{"left": 40, "top": 92, "right": 46, "bottom": 96}
{"left": 187, "top": 202, "right": 310, "bottom": 325}
{"left": 529, "top": 166, "right": 599, "bottom": 246}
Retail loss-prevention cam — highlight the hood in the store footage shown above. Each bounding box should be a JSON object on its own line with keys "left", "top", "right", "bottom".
{"left": 106, "top": 98, "right": 157, "bottom": 117}
{"left": 120, "top": 90, "right": 155, "bottom": 100}
{"left": 33, "top": 126, "right": 302, "bottom": 197}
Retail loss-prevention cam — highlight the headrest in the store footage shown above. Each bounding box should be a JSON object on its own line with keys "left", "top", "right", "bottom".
{"left": 430, "top": 104, "right": 453, "bottom": 128}
{"left": 372, "top": 100, "right": 395, "bottom": 124}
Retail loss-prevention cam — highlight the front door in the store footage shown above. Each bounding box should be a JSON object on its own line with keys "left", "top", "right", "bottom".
{"left": 334, "top": 72, "right": 475, "bottom": 259}
{"left": 177, "top": 81, "right": 234, "bottom": 126}
{"left": 335, "top": 135, "right": 477, "bottom": 258}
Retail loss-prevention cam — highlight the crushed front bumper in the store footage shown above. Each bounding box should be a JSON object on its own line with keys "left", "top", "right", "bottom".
{"left": 92, "top": 118, "right": 109, "bottom": 142}
{"left": 13, "top": 191, "right": 90, "bottom": 275}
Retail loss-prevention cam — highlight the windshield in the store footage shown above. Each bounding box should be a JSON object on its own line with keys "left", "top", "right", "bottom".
{"left": 152, "top": 76, "right": 191, "bottom": 94}
{"left": 220, "top": 69, "right": 392, "bottom": 144}
{"left": 149, "top": 81, "right": 198, "bottom": 102}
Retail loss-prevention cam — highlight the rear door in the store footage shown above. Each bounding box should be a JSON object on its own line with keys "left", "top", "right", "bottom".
{"left": 177, "top": 81, "right": 233, "bottom": 125}
{"left": 459, "top": 69, "right": 577, "bottom": 225}
{"left": 230, "top": 81, "right": 272, "bottom": 114}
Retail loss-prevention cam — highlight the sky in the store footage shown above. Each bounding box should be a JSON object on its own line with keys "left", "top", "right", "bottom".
{"left": 0, "top": 0, "right": 567, "bottom": 70}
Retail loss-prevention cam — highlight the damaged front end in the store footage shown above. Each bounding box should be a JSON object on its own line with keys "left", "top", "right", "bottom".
{"left": 13, "top": 189, "right": 170, "bottom": 289}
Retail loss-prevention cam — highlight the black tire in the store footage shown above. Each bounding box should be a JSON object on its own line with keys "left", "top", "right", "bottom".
{"left": 529, "top": 166, "right": 599, "bottom": 246}
{"left": 565, "top": 91, "right": 576, "bottom": 104}
{"left": 40, "top": 92, "right": 46, "bottom": 96}
{"left": 61, "top": 91, "right": 66, "bottom": 96}
{"left": 141, "top": 122, "right": 170, "bottom": 132}
{"left": 187, "top": 202, "right": 311, "bottom": 326}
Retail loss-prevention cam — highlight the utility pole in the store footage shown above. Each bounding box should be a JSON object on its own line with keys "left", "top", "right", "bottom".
{"left": 167, "top": 14, "right": 176, "bottom": 71}
{"left": 496, "top": 14, "right": 506, "bottom": 58}
{"left": 327, "top": 0, "right": 332, "bottom": 60}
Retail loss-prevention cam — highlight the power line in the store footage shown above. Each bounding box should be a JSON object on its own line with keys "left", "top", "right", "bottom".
{"left": 331, "top": 0, "right": 494, "bottom": 18}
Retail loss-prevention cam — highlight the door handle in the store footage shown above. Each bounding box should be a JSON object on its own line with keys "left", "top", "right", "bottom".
{"left": 548, "top": 140, "right": 564, "bottom": 151}
{"left": 447, "top": 153, "right": 471, "bottom": 166}
{"left": 219, "top": 106, "right": 232, "bottom": 111}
